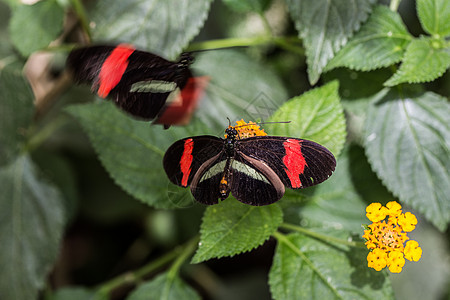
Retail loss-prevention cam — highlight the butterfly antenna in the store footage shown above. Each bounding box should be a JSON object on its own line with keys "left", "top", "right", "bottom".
{"left": 258, "top": 121, "right": 291, "bottom": 125}
{"left": 186, "top": 45, "right": 249, "bottom": 54}
{"left": 232, "top": 120, "right": 291, "bottom": 130}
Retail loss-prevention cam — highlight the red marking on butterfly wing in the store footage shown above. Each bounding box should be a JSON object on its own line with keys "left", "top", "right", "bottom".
{"left": 282, "top": 139, "right": 307, "bottom": 188}
{"left": 154, "top": 76, "right": 209, "bottom": 126}
{"left": 180, "top": 138, "right": 194, "bottom": 186}
{"left": 97, "top": 44, "right": 135, "bottom": 98}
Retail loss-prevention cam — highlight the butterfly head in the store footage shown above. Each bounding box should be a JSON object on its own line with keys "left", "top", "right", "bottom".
{"left": 225, "top": 126, "right": 239, "bottom": 141}
{"left": 178, "top": 53, "right": 194, "bottom": 68}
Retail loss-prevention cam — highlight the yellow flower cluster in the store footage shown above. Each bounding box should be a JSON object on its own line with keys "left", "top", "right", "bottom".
{"left": 225, "top": 119, "right": 267, "bottom": 139}
{"left": 363, "top": 201, "right": 422, "bottom": 273}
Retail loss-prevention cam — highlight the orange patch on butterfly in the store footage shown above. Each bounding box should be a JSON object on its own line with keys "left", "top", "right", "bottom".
{"left": 154, "top": 76, "right": 210, "bottom": 126}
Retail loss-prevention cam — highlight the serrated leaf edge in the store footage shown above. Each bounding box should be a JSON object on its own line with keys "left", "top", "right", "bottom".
{"left": 192, "top": 203, "right": 282, "bottom": 263}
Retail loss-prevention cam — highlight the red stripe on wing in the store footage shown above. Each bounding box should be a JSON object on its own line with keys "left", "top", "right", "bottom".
{"left": 97, "top": 44, "right": 135, "bottom": 98}
{"left": 180, "top": 138, "right": 194, "bottom": 186}
{"left": 283, "top": 139, "right": 307, "bottom": 188}
{"left": 154, "top": 76, "right": 209, "bottom": 126}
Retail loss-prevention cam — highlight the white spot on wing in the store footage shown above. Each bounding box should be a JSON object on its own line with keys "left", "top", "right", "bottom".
{"left": 200, "top": 160, "right": 227, "bottom": 182}
{"left": 231, "top": 160, "right": 270, "bottom": 184}
{"left": 130, "top": 80, "right": 177, "bottom": 93}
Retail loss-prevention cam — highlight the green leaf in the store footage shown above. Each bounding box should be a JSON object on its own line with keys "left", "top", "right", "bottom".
{"left": 0, "top": 2, "right": 15, "bottom": 57}
{"left": 417, "top": 0, "right": 450, "bottom": 36}
{"left": 67, "top": 101, "right": 196, "bottom": 209}
{"left": 193, "top": 50, "right": 288, "bottom": 127}
{"left": 0, "top": 155, "right": 66, "bottom": 300}
{"left": 384, "top": 37, "right": 450, "bottom": 86}
{"left": 267, "top": 81, "right": 346, "bottom": 157}
{"left": 286, "top": 145, "right": 393, "bottom": 233}
{"left": 364, "top": 89, "right": 450, "bottom": 231}
{"left": 9, "top": 0, "right": 64, "bottom": 56}
{"left": 269, "top": 232, "right": 395, "bottom": 300}
{"left": 286, "top": 0, "right": 376, "bottom": 84}
{"left": 325, "top": 68, "right": 392, "bottom": 101}
{"left": 0, "top": 65, "right": 34, "bottom": 166}
{"left": 90, "top": 0, "right": 213, "bottom": 59}
{"left": 32, "top": 151, "right": 79, "bottom": 222}
{"left": 127, "top": 272, "right": 200, "bottom": 300}
{"left": 67, "top": 50, "right": 288, "bottom": 208}
{"left": 191, "top": 199, "right": 283, "bottom": 263}
{"left": 326, "top": 5, "right": 412, "bottom": 72}
{"left": 222, "top": 0, "right": 272, "bottom": 13}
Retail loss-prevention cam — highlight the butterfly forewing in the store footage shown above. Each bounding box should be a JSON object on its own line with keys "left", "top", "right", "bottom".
{"left": 236, "top": 137, "right": 336, "bottom": 189}
{"left": 163, "top": 136, "right": 224, "bottom": 188}
{"left": 67, "top": 45, "right": 192, "bottom": 120}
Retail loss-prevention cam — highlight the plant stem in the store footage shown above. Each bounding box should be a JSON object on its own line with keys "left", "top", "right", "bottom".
{"left": 96, "top": 236, "right": 199, "bottom": 296}
{"left": 25, "top": 116, "right": 70, "bottom": 152}
{"left": 70, "top": 0, "right": 92, "bottom": 42}
{"left": 389, "top": 0, "right": 401, "bottom": 12}
{"left": 187, "top": 36, "right": 272, "bottom": 52}
{"left": 258, "top": 11, "right": 274, "bottom": 37}
{"left": 273, "top": 37, "right": 305, "bottom": 56}
{"left": 188, "top": 36, "right": 304, "bottom": 57}
{"left": 280, "top": 223, "right": 365, "bottom": 248}
{"left": 0, "top": 55, "right": 17, "bottom": 70}
{"left": 167, "top": 236, "right": 199, "bottom": 279}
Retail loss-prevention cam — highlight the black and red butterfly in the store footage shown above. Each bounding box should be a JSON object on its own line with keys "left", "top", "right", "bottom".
{"left": 66, "top": 44, "right": 205, "bottom": 125}
{"left": 163, "top": 123, "right": 336, "bottom": 206}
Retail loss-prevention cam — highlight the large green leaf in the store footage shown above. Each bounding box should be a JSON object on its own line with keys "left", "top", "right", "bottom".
{"left": 364, "top": 89, "right": 450, "bottom": 231}
{"left": 9, "top": 0, "right": 64, "bottom": 56}
{"left": 267, "top": 81, "right": 346, "bottom": 157}
{"left": 269, "top": 232, "right": 394, "bottom": 299}
{"left": 90, "top": 0, "right": 213, "bottom": 59}
{"left": 417, "top": 0, "right": 450, "bottom": 37}
{"left": 286, "top": 145, "right": 393, "bottom": 233}
{"left": 0, "top": 65, "right": 34, "bottom": 166}
{"left": 222, "top": 0, "right": 272, "bottom": 13}
{"left": 127, "top": 272, "right": 200, "bottom": 300}
{"left": 67, "top": 101, "right": 196, "bottom": 209}
{"left": 191, "top": 199, "right": 282, "bottom": 263}
{"left": 0, "top": 155, "right": 65, "bottom": 300}
{"left": 326, "top": 5, "right": 412, "bottom": 72}
{"left": 192, "top": 50, "right": 288, "bottom": 128}
{"left": 286, "top": 0, "right": 376, "bottom": 84}
{"left": 384, "top": 37, "right": 450, "bottom": 86}
{"left": 0, "top": 2, "right": 14, "bottom": 57}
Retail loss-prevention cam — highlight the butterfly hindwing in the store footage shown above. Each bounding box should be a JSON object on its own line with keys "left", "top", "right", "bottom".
{"left": 229, "top": 154, "right": 285, "bottom": 206}
{"left": 110, "top": 50, "right": 192, "bottom": 119}
{"left": 190, "top": 154, "right": 228, "bottom": 205}
{"left": 236, "top": 137, "right": 336, "bottom": 189}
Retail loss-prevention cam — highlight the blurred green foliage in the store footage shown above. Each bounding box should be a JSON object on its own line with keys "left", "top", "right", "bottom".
{"left": 0, "top": 0, "right": 448, "bottom": 299}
